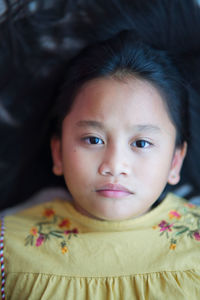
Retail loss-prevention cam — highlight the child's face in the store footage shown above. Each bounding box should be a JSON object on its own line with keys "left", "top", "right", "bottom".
{"left": 51, "top": 77, "right": 186, "bottom": 221}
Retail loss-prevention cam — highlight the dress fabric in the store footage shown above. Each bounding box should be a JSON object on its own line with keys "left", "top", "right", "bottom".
{"left": 1, "top": 193, "right": 200, "bottom": 299}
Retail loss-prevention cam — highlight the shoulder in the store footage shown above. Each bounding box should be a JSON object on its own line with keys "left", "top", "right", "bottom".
{"left": 152, "top": 192, "right": 200, "bottom": 250}
{"left": 1, "top": 191, "right": 74, "bottom": 263}
{"left": 0, "top": 187, "right": 70, "bottom": 217}
{"left": 165, "top": 192, "right": 200, "bottom": 213}
{"left": 163, "top": 192, "right": 200, "bottom": 211}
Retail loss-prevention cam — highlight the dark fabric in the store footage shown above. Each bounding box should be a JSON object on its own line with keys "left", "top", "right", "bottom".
{"left": 0, "top": 0, "right": 200, "bottom": 210}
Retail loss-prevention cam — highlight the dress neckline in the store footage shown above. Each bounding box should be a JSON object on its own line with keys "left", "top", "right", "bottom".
{"left": 61, "top": 193, "right": 182, "bottom": 231}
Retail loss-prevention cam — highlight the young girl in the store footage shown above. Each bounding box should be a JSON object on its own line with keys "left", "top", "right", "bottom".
{"left": 1, "top": 1, "right": 200, "bottom": 300}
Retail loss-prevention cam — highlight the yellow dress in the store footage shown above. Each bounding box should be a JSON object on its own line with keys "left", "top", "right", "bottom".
{"left": 1, "top": 193, "right": 200, "bottom": 299}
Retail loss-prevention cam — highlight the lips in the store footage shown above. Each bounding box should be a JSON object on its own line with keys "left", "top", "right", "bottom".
{"left": 96, "top": 183, "right": 133, "bottom": 199}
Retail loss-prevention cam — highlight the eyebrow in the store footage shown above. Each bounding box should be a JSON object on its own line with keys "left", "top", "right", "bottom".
{"left": 75, "top": 120, "right": 161, "bottom": 133}
{"left": 134, "top": 124, "right": 161, "bottom": 133}
{"left": 76, "top": 120, "right": 105, "bottom": 130}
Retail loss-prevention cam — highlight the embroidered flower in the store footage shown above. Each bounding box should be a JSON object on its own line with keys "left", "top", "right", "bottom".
{"left": 193, "top": 231, "right": 200, "bottom": 241}
{"left": 64, "top": 228, "right": 78, "bottom": 235}
{"left": 59, "top": 219, "right": 71, "bottom": 228}
{"left": 152, "top": 225, "right": 158, "bottom": 230}
{"left": 36, "top": 234, "right": 45, "bottom": 247}
{"left": 170, "top": 243, "right": 176, "bottom": 250}
{"left": 184, "top": 203, "right": 196, "bottom": 208}
{"left": 30, "top": 227, "right": 38, "bottom": 236}
{"left": 153, "top": 201, "right": 200, "bottom": 250}
{"left": 25, "top": 207, "right": 79, "bottom": 253}
{"left": 168, "top": 210, "right": 181, "bottom": 220}
{"left": 43, "top": 208, "right": 55, "bottom": 218}
{"left": 169, "top": 239, "right": 177, "bottom": 250}
{"left": 158, "top": 220, "right": 173, "bottom": 232}
{"left": 61, "top": 246, "right": 68, "bottom": 254}
{"left": 61, "top": 241, "right": 68, "bottom": 254}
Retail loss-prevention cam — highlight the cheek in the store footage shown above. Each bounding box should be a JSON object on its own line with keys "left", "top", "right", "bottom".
{"left": 135, "top": 150, "right": 173, "bottom": 184}
{"left": 62, "top": 147, "right": 97, "bottom": 186}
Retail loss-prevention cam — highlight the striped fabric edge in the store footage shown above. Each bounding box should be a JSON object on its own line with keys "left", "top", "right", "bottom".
{"left": 0, "top": 217, "right": 5, "bottom": 300}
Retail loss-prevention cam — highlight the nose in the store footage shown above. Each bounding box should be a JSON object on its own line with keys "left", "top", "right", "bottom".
{"left": 98, "top": 143, "right": 131, "bottom": 177}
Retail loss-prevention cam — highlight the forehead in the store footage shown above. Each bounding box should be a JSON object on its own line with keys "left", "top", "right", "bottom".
{"left": 63, "top": 77, "right": 176, "bottom": 135}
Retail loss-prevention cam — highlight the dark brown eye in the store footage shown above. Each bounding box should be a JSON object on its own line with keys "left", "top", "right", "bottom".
{"left": 132, "top": 140, "right": 151, "bottom": 148}
{"left": 85, "top": 137, "right": 104, "bottom": 145}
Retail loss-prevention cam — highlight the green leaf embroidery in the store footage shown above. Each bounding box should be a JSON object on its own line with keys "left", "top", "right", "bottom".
{"left": 25, "top": 206, "right": 79, "bottom": 253}
{"left": 50, "top": 232, "right": 63, "bottom": 238}
{"left": 153, "top": 202, "right": 200, "bottom": 250}
{"left": 175, "top": 228, "right": 189, "bottom": 236}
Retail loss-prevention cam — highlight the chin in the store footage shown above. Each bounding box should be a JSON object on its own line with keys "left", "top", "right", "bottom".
{"left": 96, "top": 211, "right": 133, "bottom": 221}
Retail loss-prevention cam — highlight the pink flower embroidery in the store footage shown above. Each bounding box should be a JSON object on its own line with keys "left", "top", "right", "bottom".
{"left": 25, "top": 207, "right": 79, "bottom": 252}
{"left": 64, "top": 228, "right": 78, "bottom": 235}
{"left": 184, "top": 203, "right": 196, "bottom": 208}
{"left": 168, "top": 210, "right": 181, "bottom": 220}
{"left": 158, "top": 220, "right": 173, "bottom": 232}
{"left": 153, "top": 203, "right": 200, "bottom": 251}
{"left": 194, "top": 231, "right": 200, "bottom": 241}
{"left": 36, "top": 234, "right": 45, "bottom": 247}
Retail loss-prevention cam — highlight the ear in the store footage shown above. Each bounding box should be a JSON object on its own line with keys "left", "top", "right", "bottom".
{"left": 50, "top": 136, "right": 63, "bottom": 176}
{"left": 168, "top": 142, "right": 187, "bottom": 185}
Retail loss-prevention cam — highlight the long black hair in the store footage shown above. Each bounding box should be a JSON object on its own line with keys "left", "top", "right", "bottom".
{"left": 52, "top": 32, "right": 189, "bottom": 148}
{"left": 0, "top": 0, "right": 200, "bottom": 209}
